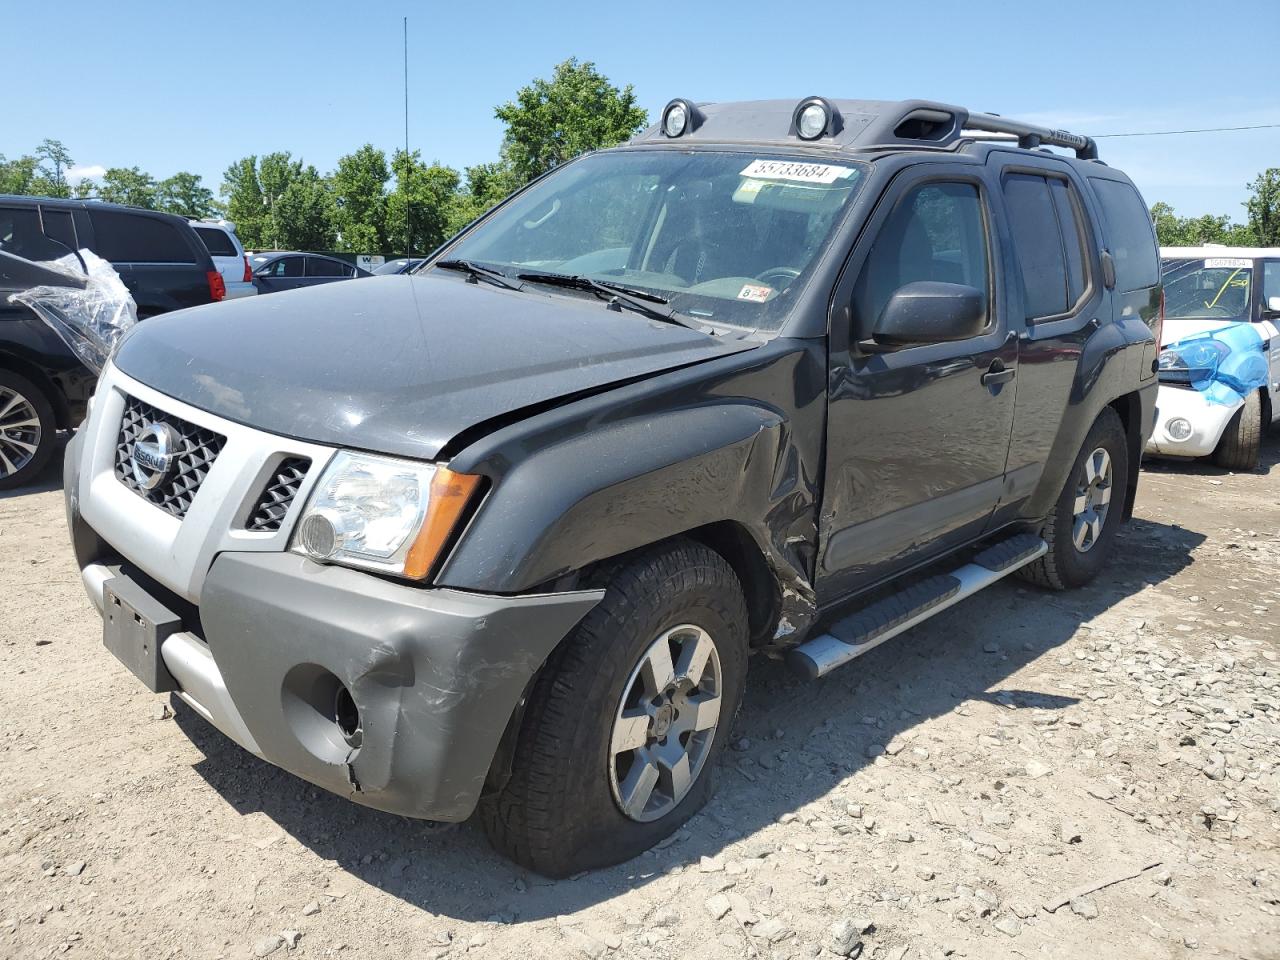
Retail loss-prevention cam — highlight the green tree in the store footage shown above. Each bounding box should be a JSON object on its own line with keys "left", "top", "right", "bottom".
{"left": 156, "top": 171, "right": 220, "bottom": 219}
{"left": 385, "top": 150, "right": 463, "bottom": 255}
{"left": 221, "top": 153, "right": 335, "bottom": 250}
{"left": 34, "top": 139, "right": 74, "bottom": 197}
{"left": 331, "top": 144, "right": 390, "bottom": 253}
{"left": 1245, "top": 168, "right": 1280, "bottom": 246}
{"left": 1150, "top": 201, "right": 1254, "bottom": 247}
{"left": 495, "top": 58, "right": 648, "bottom": 185}
{"left": 96, "top": 166, "right": 157, "bottom": 208}
{"left": 0, "top": 154, "right": 40, "bottom": 195}
{"left": 450, "top": 159, "right": 523, "bottom": 232}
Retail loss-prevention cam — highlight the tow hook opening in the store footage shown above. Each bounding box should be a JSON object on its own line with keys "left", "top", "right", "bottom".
{"left": 334, "top": 684, "right": 362, "bottom": 748}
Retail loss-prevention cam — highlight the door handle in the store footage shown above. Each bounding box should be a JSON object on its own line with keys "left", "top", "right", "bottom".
{"left": 981, "top": 364, "right": 1016, "bottom": 387}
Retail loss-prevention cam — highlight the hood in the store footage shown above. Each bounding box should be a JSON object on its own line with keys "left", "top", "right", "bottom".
{"left": 113, "top": 274, "right": 758, "bottom": 460}
{"left": 1160, "top": 316, "right": 1242, "bottom": 347}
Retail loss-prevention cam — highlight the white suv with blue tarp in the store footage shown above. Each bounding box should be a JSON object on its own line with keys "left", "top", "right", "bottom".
{"left": 1146, "top": 246, "right": 1280, "bottom": 469}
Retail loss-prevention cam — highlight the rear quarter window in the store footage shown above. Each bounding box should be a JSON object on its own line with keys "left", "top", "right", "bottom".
{"left": 89, "top": 210, "right": 196, "bottom": 264}
{"left": 194, "top": 226, "right": 239, "bottom": 257}
{"left": 1088, "top": 178, "right": 1159, "bottom": 293}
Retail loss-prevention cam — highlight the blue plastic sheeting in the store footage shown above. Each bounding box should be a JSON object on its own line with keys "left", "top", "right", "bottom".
{"left": 1162, "top": 322, "right": 1268, "bottom": 406}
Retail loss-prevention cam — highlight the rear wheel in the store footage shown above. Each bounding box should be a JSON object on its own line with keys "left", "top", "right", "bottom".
{"left": 1018, "top": 407, "right": 1129, "bottom": 591}
{"left": 480, "top": 539, "right": 749, "bottom": 877}
{"left": 1211, "top": 391, "right": 1261, "bottom": 471}
{"left": 0, "top": 371, "right": 57, "bottom": 490}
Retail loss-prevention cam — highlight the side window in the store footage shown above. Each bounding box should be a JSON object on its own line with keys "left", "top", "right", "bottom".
{"left": 1088, "top": 178, "right": 1159, "bottom": 293}
{"left": 40, "top": 208, "right": 78, "bottom": 254}
{"left": 1001, "top": 173, "right": 1091, "bottom": 321}
{"left": 0, "top": 206, "right": 72, "bottom": 261}
{"left": 89, "top": 211, "right": 195, "bottom": 264}
{"left": 194, "top": 227, "right": 238, "bottom": 257}
{"left": 274, "top": 256, "right": 304, "bottom": 277}
{"left": 1263, "top": 261, "right": 1280, "bottom": 312}
{"left": 853, "top": 181, "right": 989, "bottom": 339}
{"left": 306, "top": 257, "right": 344, "bottom": 278}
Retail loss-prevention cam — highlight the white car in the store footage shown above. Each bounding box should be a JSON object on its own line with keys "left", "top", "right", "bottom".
{"left": 191, "top": 220, "right": 256, "bottom": 300}
{"left": 1146, "top": 246, "right": 1280, "bottom": 469}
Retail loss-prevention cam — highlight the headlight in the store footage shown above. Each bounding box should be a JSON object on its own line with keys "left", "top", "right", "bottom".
{"left": 1157, "top": 339, "right": 1229, "bottom": 373}
{"left": 293, "top": 451, "right": 481, "bottom": 580}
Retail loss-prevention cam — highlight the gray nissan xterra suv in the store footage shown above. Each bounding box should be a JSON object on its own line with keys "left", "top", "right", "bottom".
{"left": 64, "top": 98, "right": 1160, "bottom": 876}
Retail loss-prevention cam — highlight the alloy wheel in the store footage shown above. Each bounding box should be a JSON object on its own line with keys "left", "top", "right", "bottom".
{"left": 609, "top": 624, "right": 722, "bottom": 823}
{"left": 1071, "top": 447, "right": 1112, "bottom": 553}
{"left": 0, "top": 387, "right": 41, "bottom": 480}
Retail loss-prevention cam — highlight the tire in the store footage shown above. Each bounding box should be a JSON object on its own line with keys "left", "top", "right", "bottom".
{"left": 1017, "top": 407, "right": 1129, "bottom": 591}
{"left": 0, "top": 371, "right": 57, "bottom": 491}
{"left": 480, "top": 538, "right": 749, "bottom": 877}
{"left": 1211, "top": 391, "right": 1261, "bottom": 471}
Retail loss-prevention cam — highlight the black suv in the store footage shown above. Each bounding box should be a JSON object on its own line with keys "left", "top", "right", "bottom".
{"left": 65, "top": 98, "right": 1160, "bottom": 876}
{"left": 0, "top": 197, "right": 222, "bottom": 317}
{"left": 0, "top": 197, "right": 220, "bottom": 486}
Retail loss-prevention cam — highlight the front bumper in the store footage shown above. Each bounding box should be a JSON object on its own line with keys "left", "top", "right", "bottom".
{"left": 64, "top": 409, "right": 603, "bottom": 822}
{"left": 1144, "top": 384, "right": 1240, "bottom": 458}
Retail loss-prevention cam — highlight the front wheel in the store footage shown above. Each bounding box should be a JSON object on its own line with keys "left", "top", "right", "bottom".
{"left": 1018, "top": 407, "right": 1129, "bottom": 591}
{"left": 480, "top": 539, "right": 748, "bottom": 877}
{"left": 1211, "top": 391, "right": 1261, "bottom": 471}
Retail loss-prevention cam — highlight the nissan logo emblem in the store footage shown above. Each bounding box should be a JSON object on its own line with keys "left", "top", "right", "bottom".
{"left": 130, "top": 422, "right": 180, "bottom": 490}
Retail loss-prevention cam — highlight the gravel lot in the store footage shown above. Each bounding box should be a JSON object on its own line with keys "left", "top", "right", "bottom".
{"left": 2, "top": 439, "right": 1278, "bottom": 960}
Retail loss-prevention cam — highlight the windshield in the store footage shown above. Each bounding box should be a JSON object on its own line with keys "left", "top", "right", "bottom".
{"left": 1162, "top": 256, "right": 1254, "bottom": 321}
{"left": 438, "top": 150, "right": 867, "bottom": 330}
{"left": 375, "top": 259, "right": 419, "bottom": 275}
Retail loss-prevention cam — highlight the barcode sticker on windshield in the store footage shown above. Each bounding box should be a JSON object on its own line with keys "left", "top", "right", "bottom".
{"left": 1204, "top": 258, "right": 1251, "bottom": 269}
{"left": 740, "top": 160, "right": 854, "bottom": 184}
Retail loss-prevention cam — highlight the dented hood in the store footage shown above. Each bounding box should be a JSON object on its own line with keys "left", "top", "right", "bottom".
{"left": 113, "top": 274, "right": 757, "bottom": 460}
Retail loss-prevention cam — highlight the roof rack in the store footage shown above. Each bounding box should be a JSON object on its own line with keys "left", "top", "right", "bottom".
{"left": 962, "top": 112, "right": 1098, "bottom": 160}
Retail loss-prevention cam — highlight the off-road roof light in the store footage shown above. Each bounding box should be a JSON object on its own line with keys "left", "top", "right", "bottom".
{"left": 792, "top": 97, "right": 838, "bottom": 140}
{"left": 661, "top": 99, "right": 700, "bottom": 138}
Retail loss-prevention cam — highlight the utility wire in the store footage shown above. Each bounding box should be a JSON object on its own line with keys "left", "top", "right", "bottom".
{"left": 1093, "top": 122, "right": 1280, "bottom": 139}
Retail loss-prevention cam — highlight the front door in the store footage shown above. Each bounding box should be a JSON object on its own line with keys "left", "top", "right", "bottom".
{"left": 817, "top": 167, "right": 1017, "bottom": 599}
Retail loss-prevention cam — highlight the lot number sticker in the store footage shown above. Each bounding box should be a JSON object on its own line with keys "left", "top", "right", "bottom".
{"left": 737, "top": 284, "right": 773, "bottom": 302}
{"left": 1204, "top": 258, "right": 1251, "bottom": 269}
{"left": 739, "top": 160, "right": 854, "bottom": 184}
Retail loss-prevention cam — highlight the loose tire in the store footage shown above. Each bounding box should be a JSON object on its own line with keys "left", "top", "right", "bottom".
{"left": 0, "top": 371, "right": 57, "bottom": 491}
{"left": 1211, "top": 390, "right": 1261, "bottom": 471}
{"left": 480, "top": 539, "right": 749, "bottom": 877}
{"left": 1018, "top": 407, "right": 1129, "bottom": 591}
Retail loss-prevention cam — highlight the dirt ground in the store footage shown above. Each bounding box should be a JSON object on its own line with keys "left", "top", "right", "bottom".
{"left": 2, "top": 438, "right": 1278, "bottom": 960}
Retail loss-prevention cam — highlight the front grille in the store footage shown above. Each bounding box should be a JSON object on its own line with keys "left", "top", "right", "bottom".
{"left": 115, "top": 396, "right": 226, "bottom": 518}
{"left": 246, "top": 457, "right": 311, "bottom": 531}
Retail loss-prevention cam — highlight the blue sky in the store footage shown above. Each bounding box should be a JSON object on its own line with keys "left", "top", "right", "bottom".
{"left": 5, "top": 0, "right": 1277, "bottom": 220}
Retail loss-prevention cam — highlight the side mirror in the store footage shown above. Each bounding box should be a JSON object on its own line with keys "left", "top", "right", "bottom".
{"left": 870, "top": 281, "right": 986, "bottom": 348}
{"left": 1266, "top": 295, "right": 1280, "bottom": 314}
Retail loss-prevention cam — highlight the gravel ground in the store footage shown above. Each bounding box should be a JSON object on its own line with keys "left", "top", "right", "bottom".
{"left": 2, "top": 439, "right": 1278, "bottom": 960}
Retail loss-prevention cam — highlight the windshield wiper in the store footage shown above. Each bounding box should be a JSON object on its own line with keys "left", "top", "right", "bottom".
{"left": 516, "top": 271, "right": 706, "bottom": 332}
{"left": 434, "top": 259, "right": 524, "bottom": 291}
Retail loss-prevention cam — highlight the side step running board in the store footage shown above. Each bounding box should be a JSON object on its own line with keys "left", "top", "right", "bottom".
{"left": 787, "top": 533, "right": 1047, "bottom": 679}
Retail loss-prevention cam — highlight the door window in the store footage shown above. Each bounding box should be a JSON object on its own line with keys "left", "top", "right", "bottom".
{"left": 853, "top": 181, "right": 990, "bottom": 340}
{"left": 264, "top": 256, "right": 304, "bottom": 278}
{"left": 305, "top": 257, "right": 346, "bottom": 277}
{"left": 1263, "top": 261, "right": 1280, "bottom": 313}
{"left": 1001, "top": 173, "right": 1091, "bottom": 321}
{"left": 0, "top": 206, "right": 72, "bottom": 261}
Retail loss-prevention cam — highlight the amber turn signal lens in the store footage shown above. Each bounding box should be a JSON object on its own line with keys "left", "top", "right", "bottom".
{"left": 403, "top": 468, "right": 482, "bottom": 580}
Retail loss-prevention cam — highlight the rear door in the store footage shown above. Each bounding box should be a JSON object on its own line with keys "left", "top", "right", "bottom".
{"left": 818, "top": 164, "right": 1018, "bottom": 597}
{"left": 303, "top": 256, "right": 354, "bottom": 287}
{"left": 984, "top": 154, "right": 1106, "bottom": 526}
{"left": 254, "top": 256, "right": 306, "bottom": 293}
